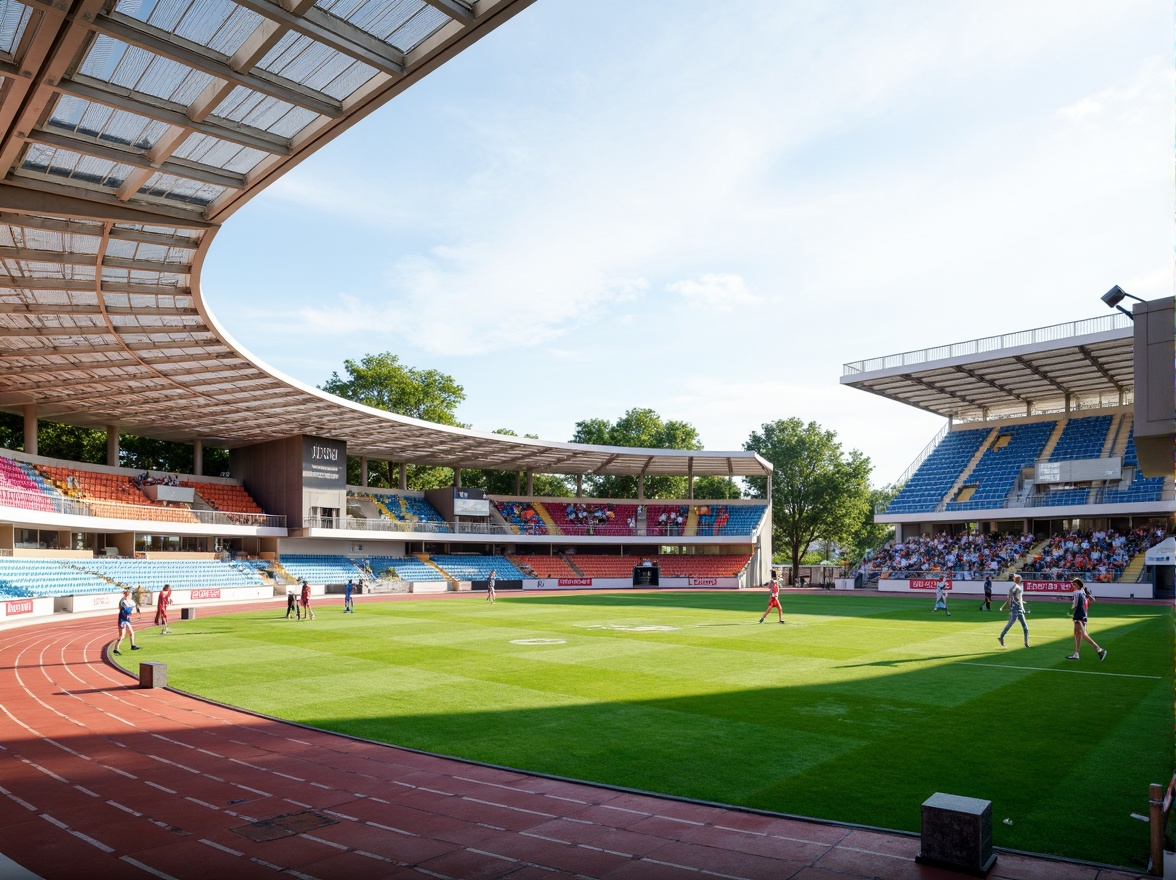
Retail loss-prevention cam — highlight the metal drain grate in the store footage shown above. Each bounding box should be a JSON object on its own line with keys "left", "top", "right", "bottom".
{"left": 231, "top": 810, "right": 337, "bottom": 842}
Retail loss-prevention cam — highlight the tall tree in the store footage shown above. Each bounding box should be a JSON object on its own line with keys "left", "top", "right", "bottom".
{"left": 570, "top": 408, "right": 703, "bottom": 499}
{"left": 848, "top": 483, "right": 899, "bottom": 561}
{"left": 322, "top": 352, "right": 466, "bottom": 491}
{"left": 744, "top": 419, "right": 872, "bottom": 587}
{"left": 321, "top": 352, "right": 467, "bottom": 426}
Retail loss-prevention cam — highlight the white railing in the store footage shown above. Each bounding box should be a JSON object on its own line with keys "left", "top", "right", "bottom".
{"left": 303, "top": 515, "right": 762, "bottom": 538}
{"left": 0, "top": 486, "right": 286, "bottom": 528}
{"left": 843, "top": 312, "right": 1131, "bottom": 376}
{"left": 893, "top": 422, "right": 949, "bottom": 490}
{"left": 880, "top": 482, "right": 1173, "bottom": 515}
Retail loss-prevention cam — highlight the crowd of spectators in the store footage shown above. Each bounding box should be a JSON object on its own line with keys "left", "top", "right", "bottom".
{"left": 497, "top": 501, "right": 545, "bottom": 534}
{"left": 564, "top": 503, "right": 616, "bottom": 529}
{"left": 651, "top": 506, "right": 689, "bottom": 536}
{"left": 1019, "top": 526, "right": 1168, "bottom": 582}
{"left": 133, "top": 471, "right": 181, "bottom": 488}
{"left": 863, "top": 531, "right": 1037, "bottom": 578}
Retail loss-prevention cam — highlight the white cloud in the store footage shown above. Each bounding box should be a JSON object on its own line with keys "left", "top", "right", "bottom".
{"left": 667, "top": 274, "right": 760, "bottom": 311}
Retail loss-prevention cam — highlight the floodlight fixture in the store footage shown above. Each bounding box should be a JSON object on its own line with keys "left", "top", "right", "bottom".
{"left": 1100, "top": 285, "right": 1145, "bottom": 319}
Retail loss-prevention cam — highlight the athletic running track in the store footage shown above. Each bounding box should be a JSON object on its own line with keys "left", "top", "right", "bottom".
{"left": 0, "top": 597, "right": 1150, "bottom": 880}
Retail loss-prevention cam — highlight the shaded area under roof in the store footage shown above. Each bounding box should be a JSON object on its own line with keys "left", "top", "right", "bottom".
{"left": 0, "top": 0, "right": 771, "bottom": 479}
{"left": 840, "top": 313, "right": 1134, "bottom": 421}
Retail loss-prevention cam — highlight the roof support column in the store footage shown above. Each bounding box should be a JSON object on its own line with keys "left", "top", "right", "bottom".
{"left": 360, "top": 456, "right": 368, "bottom": 487}
{"left": 1025, "top": 401, "right": 1032, "bottom": 417}
{"left": 687, "top": 458, "right": 694, "bottom": 500}
{"left": 22, "top": 404, "right": 36, "bottom": 456}
{"left": 526, "top": 470, "right": 533, "bottom": 496}
{"left": 398, "top": 462, "right": 407, "bottom": 490}
{"left": 1064, "top": 392, "right": 1072, "bottom": 413}
{"left": 514, "top": 471, "right": 521, "bottom": 495}
{"left": 193, "top": 438, "right": 203, "bottom": 476}
{"left": 638, "top": 475, "right": 645, "bottom": 500}
{"left": 575, "top": 474, "right": 582, "bottom": 497}
{"left": 454, "top": 467, "right": 461, "bottom": 488}
{"left": 106, "top": 426, "right": 119, "bottom": 467}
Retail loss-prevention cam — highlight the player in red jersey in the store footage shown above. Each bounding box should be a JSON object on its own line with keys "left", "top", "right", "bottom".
{"left": 759, "top": 575, "right": 784, "bottom": 624}
{"left": 157, "top": 583, "right": 172, "bottom": 634}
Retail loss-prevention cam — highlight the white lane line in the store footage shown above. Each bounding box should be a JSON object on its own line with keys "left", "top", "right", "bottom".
{"left": 145, "top": 781, "right": 176, "bottom": 795}
{"left": 73, "top": 785, "right": 100, "bottom": 798}
{"left": 271, "top": 772, "right": 304, "bottom": 782}
{"left": 299, "top": 834, "right": 347, "bottom": 850}
{"left": 465, "top": 848, "right": 516, "bottom": 863}
{"left": 184, "top": 797, "right": 219, "bottom": 811}
{"left": 101, "top": 764, "right": 137, "bottom": 779}
{"left": 120, "top": 856, "right": 180, "bottom": 879}
{"left": 106, "top": 800, "right": 142, "bottom": 817}
{"left": 960, "top": 662, "right": 1161, "bottom": 680}
{"left": 199, "top": 839, "right": 244, "bottom": 857}
{"left": 364, "top": 820, "right": 415, "bottom": 836}
{"left": 0, "top": 784, "right": 36, "bottom": 812}
{"left": 40, "top": 813, "right": 114, "bottom": 853}
{"left": 462, "top": 796, "right": 555, "bottom": 818}
{"left": 234, "top": 784, "right": 270, "bottom": 797}
{"left": 18, "top": 757, "right": 68, "bottom": 784}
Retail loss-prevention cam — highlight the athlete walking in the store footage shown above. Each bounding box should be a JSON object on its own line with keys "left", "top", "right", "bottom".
{"left": 157, "top": 583, "right": 172, "bottom": 634}
{"left": 932, "top": 575, "right": 951, "bottom": 615}
{"left": 759, "top": 576, "right": 784, "bottom": 624}
{"left": 1066, "top": 578, "right": 1107, "bottom": 661}
{"left": 998, "top": 573, "right": 1030, "bottom": 648}
{"left": 113, "top": 588, "right": 142, "bottom": 655}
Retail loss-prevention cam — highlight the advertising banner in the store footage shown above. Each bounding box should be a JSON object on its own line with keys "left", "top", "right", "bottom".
{"left": 910, "top": 577, "right": 952, "bottom": 590}
{"left": 558, "top": 578, "right": 593, "bottom": 587}
{"left": 688, "top": 577, "right": 718, "bottom": 586}
{"left": 190, "top": 589, "right": 222, "bottom": 600}
{"left": 5, "top": 598, "right": 33, "bottom": 616}
{"left": 302, "top": 435, "right": 347, "bottom": 489}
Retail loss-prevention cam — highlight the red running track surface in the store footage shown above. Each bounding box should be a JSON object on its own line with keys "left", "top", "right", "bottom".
{"left": 0, "top": 597, "right": 1149, "bottom": 880}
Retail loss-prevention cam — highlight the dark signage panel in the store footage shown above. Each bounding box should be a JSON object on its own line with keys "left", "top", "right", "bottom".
{"left": 302, "top": 436, "right": 346, "bottom": 489}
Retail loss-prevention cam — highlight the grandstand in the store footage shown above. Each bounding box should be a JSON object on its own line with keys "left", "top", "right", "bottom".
{"left": 843, "top": 308, "right": 1174, "bottom": 597}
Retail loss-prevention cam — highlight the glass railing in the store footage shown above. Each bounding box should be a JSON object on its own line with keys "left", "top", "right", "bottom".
{"left": 304, "top": 515, "right": 763, "bottom": 537}
{"left": 880, "top": 484, "right": 1173, "bottom": 514}
{"left": 0, "top": 486, "right": 286, "bottom": 528}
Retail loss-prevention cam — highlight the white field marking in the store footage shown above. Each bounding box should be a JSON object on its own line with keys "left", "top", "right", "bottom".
{"left": 285, "top": 869, "right": 323, "bottom": 880}
{"left": 73, "top": 785, "right": 99, "bottom": 798}
{"left": 43, "top": 738, "right": 90, "bottom": 761}
{"left": 299, "top": 834, "right": 346, "bottom": 850}
{"left": 120, "top": 857, "right": 180, "bottom": 880}
{"left": 271, "top": 772, "right": 304, "bottom": 782}
{"left": 106, "top": 800, "right": 142, "bottom": 817}
{"left": 323, "top": 809, "right": 358, "bottom": 822}
{"left": 308, "top": 781, "right": 332, "bottom": 790}
{"left": 509, "top": 638, "right": 566, "bottom": 645}
{"left": 369, "top": 796, "right": 389, "bottom": 804}
{"left": 282, "top": 798, "right": 313, "bottom": 809}
{"left": 101, "top": 765, "right": 136, "bottom": 779}
{"left": 0, "top": 785, "right": 37, "bottom": 812}
{"left": 960, "top": 662, "right": 1161, "bottom": 680}
{"left": 285, "top": 738, "right": 312, "bottom": 746}
{"left": 250, "top": 857, "right": 283, "bottom": 870}
{"left": 577, "top": 624, "right": 679, "bottom": 632}
{"left": 228, "top": 758, "right": 263, "bottom": 770}
{"left": 199, "top": 839, "right": 244, "bottom": 857}
{"left": 145, "top": 781, "right": 176, "bottom": 795}
{"left": 233, "top": 784, "right": 270, "bottom": 796}
{"left": 543, "top": 794, "right": 590, "bottom": 804}
{"left": 40, "top": 813, "right": 114, "bottom": 853}
{"left": 520, "top": 832, "right": 570, "bottom": 845}
{"left": 654, "top": 814, "right": 705, "bottom": 826}
{"left": 196, "top": 749, "right": 224, "bottom": 758}
{"left": 418, "top": 786, "right": 451, "bottom": 796}
{"left": 714, "top": 824, "right": 766, "bottom": 837}
{"left": 475, "top": 823, "right": 506, "bottom": 831}
{"left": 203, "top": 774, "right": 225, "bottom": 783}
{"left": 149, "top": 755, "right": 200, "bottom": 774}
{"left": 18, "top": 757, "right": 68, "bottom": 784}
{"left": 462, "top": 796, "right": 555, "bottom": 818}
{"left": 365, "top": 821, "right": 415, "bottom": 836}
{"left": 184, "top": 797, "right": 219, "bottom": 810}
{"left": 643, "top": 858, "right": 700, "bottom": 873}
{"left": 465, "top": 848, "right": 516, "bottom": 863}
{"left": 152, "top": 734, "right": 195, "bottom": 749}
{"left": 598, "top": 804, "right": 649, "bottom": 816}
{"left": 105, "top": 713, "right": 137, "bottom": 728}
{"left": 355, "top": 850, "right": 394, "bottom": 862}
{"left": 452, "top": 775, "right": 542, "bottom": 795}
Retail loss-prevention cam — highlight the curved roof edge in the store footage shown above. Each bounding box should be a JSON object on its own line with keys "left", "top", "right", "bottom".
{"left": 0, "top": 0, "right": 770, "bottom": 479}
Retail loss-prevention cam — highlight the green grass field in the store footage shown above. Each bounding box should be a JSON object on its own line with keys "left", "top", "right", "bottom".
{"left": 116, "top": 591, "right": 1173, "bottom": 868}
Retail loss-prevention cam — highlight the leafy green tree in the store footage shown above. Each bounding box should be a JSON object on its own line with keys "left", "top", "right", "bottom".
{"left": 694, "top": 475, "right": 742, "bottom": 500}
{"left": 322, "top": 352, "right": 468, "bottom": 491}
{"left": 570, "top": 408, "right": 703, "bottom": 498}
{"left": 321, "top": 352, "right": 467, "bottom": 427}
{"left": 848, "top": 483, "right": 899, "bottom": 561}
{"left": 744, "top": 418, "right": 872, "bottom": 588}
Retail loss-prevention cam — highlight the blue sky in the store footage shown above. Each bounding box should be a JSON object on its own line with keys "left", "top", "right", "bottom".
{"left": 202, "top": 0, "right": 1172, "bottom": 486}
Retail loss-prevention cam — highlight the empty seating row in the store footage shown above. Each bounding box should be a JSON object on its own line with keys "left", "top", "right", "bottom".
{"left": 74, "top": 559, "right": 265, "bottom": 591}
{"left": 507, "top": 554, "right": 578, "bottom": 578}
{"left": 359, "top": 556, "right": 445, "bottom": 581}
{"left": 948, "top": 421, "right": 1056, "bottom": 511}
{"left": 429, "top": 555, "right": 526, "bottom": 580}
{"left": 886, "top": 427, "right": 991, "bottom": 514}
{"left": 1048, "top": 415, "right": 1112, "bottom": 461}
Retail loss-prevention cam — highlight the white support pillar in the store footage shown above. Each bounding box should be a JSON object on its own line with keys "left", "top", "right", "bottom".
{"left": 638, "top": 474, "right": 645, "bottom": 500}
{"left": 575, "top": 474, "right": 583, "bottom": 497}
{"left": 454, "top": 467, "right": 462, "bottom": 488}
{"left": 106, "top": 426, "right": 119, "bottom": 467}
{"left": 399, "top": 462, "right": 407, "bottom": 490}
{"left": 22, "top": 404, "right": 36, "bottom": 456}
{"left": 687, "top": 458, "right": 694, "bottom": 500}
{"left": 193, "top": 439, "right": 203, "bottom": 476}
{"left": 526, "top": 470, "right": 534, "bottom": 496}
{"left": 360, "top": 457, "right": 368, "bottom": 487}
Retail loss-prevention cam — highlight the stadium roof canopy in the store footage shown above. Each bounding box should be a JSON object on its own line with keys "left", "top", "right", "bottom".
{"left": 840, "top": 313, "right": 1134, "bottom": 422}
{"left": 0, "top": 0, "right": 770, "bottom": 480}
